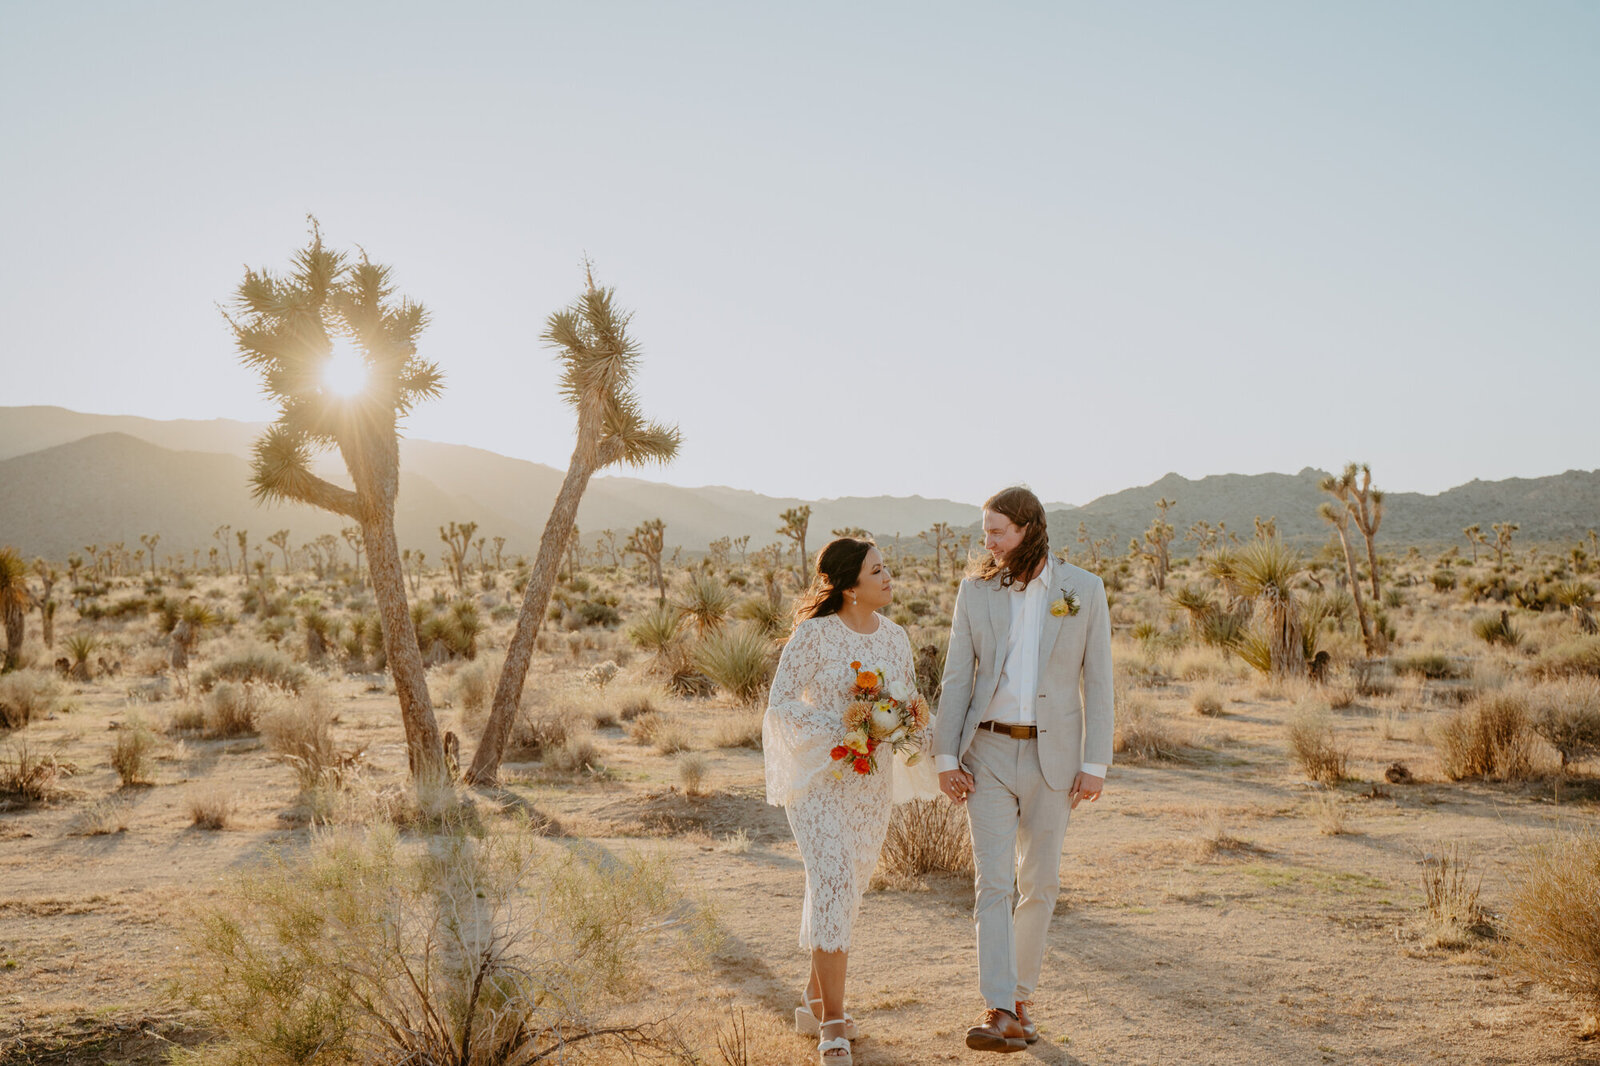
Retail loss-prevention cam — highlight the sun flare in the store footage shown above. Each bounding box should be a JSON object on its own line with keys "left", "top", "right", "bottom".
{"left": 322, "top": 339, "right": 369, "bottom": 397}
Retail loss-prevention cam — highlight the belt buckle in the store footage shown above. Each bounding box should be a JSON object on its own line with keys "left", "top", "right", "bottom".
{"left": 1008, "top": 723, "right": 1031, "bottom": 740}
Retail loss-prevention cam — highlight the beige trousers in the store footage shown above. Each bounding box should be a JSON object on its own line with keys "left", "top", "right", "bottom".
{"left": 962, "top": 728, "right": 1073, "bottom": 1010}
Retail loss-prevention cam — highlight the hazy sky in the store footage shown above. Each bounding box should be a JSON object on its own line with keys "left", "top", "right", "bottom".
{"left": 3, "top": 2, "right": 1595, "bottom": 507}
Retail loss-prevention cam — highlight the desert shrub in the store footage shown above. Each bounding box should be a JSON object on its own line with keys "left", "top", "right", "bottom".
{"left": 713, "top": 709, "right": 764, "bottom": 750}
{"left": 1113, "top": 696, "right": 1189, "bottom": 763}
{"left": 1431, "top": 569, "right": 1458, "bottom": 592}
{"left": 167, "top": 702, "right": 207, "bottom": 733}
{"left": 1420, "top": 842, "right": 1491, "bottom": 946}
{"left": 171, "top": 822, "right": 697, "bottom": 1066}
{"left": 653, "top": 719, "right": 694, "bottom": 756}
{"left": 618, "top": 691, "right": 656, "bottom": 722}
{"left": 260, "top": 689, "right": 338, "bottom": 790}
{"left": 1286, "top": 705, "right": 1347, "bottom": 784}
{"left": 1190, "top": 684, "right": 1225, "bottom": 717}
{"left": 1503, "top": 827, "right": 1600, "bottom": 1010}
{"left": 0, "top": 669, "right": 69, "bottom": 730}
{"left": 507, "top": 707, "right": 578, "bottom": 763}
{"left": 546, "top": 733, "right": 604, "bottom": 774}
{"left": 1434, "top": 691, "right": 1536, "bottom": 781}
{"left": 449, "top": 653, "right": 505, "bottom": 730}
{"left": 70, "top": 795, "right": 129, "bottom": 835}
{"left": 625, "top": 710, "right": 664, "bottom": 747}
{"left": 1534, "top": 635, "right": 1600, "bottom": 679}
{"left": 582, "top": 660, "right": 619, "bottom": 689}
{"left": 0, "top": 741, "right": 66, "bottom": 802}
{"left": 197, "top": 644, "right": 310, "bottom": 694}
{"left": 202, "top": 681, "right": 271, "bottom": 738}
{"left": 1391, "top": 653, "right": 1461, "bottom": 680}
{"left": 877, "top": 799, "right": 973, "bottom": 883}
{"left": 188, "top": 785, "right": 236, "bottom": 830}
{"left": 112, "top": 719, "right": 157, "bottom": 786}
{"left": 693, "top": 624, "right": 775, "bottom": 705}
{"left": 677, "top": 751, "right": 710, "bottom": 795}
{"left": 1472, "top": 612, "right": 1522, "bottom": 648}
{"left": 1529, "top": 679, "right": 1600, "bottom": 769}
{"left": 575, "top": 599, "right": 621, "bottom": 628}
{"left": 1313, "top": 794, "right": 1352, "bottom": 836}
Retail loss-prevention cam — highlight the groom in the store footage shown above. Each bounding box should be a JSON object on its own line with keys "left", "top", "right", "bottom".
{"left": 934, "top": 486, "right": 1114, "bottom": 1052}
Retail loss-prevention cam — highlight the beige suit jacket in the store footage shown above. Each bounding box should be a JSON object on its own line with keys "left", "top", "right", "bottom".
{"left": 933, "top": 560, "right": 1114, "bottom": 791}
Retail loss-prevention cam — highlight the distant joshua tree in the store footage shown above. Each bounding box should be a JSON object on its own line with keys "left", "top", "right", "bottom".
{"left": 920, "top": 522, "right": 953, "bottom": 579}
{"left": 268, "top": 529, "right": 292, "bottom": 572}
{"left": 732, "top": 534, "right": 751, "bottom": 567}
{"left": 1492, "top": 522, "right": 1519, "bottom": 569}
{"left": 140, "top": 533, "right": 160, "bottom": 580}
{"left": 1462, "top": 524, "right": 1483, "bottom": 565}
{"left": 213, "top": 525, "right": 232, "bottom": 574}
{"left": 226, "top": 223, "right": 445, "bottom": 778}
{"left": 1318, "top": 489, "right": 1378, "bottom": 654}
{"left": 492, "top": 535, "right": 506, "bottom": 571}
{"left": 1131, "top": 497, "right": 1177, "bottom": 593}
{"left": 32, "top": 559, "right": 57, "bottom": 649}
{"left": 778, "top": 505, "right": 812, "bottom": 579}
{"left": 439, "top": 520, "right": 476, "bottom": 591}
{"left": 235, "top": 529, "right": 249, "bottom": 578}
{"left": 465, "top": 267, "right": 680, "bottom": 785}
{"left": 0, "top": 547, "right": 32, "bottom": 672}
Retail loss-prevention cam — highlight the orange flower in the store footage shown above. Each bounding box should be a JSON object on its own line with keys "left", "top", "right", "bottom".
{"left": 854, "top": 670, "right": 880, "bottom": 691}
{"left": 830, "top": 745, "right": 849, "bottom": 760}
{"left": 850, "top": 661, "right": 862, "bottom": 670}
{"left": 853, "top": 756, "right": 872, "bottom": 774}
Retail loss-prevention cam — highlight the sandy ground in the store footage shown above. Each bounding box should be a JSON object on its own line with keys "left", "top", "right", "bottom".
{"left": 5, "top": 662, "right": 1600, "bottom": 1066}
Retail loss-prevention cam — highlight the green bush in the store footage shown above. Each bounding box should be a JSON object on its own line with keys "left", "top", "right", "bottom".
{"left": 694, "top": 624, "right": 776, "bottom": 705}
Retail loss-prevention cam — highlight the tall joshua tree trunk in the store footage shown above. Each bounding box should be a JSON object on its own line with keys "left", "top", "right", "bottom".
{"left": 465, "top": 274, "right": 679, "bottom": 785}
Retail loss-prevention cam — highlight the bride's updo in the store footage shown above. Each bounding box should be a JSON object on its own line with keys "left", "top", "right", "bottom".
{"left": 793, "top": 537, "right": 876, "bottom": 624}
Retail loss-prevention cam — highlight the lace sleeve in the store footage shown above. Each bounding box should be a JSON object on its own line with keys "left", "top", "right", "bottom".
{"left": 887, "top": 624, "right": 941, "bottom": 803}
{"left": 762, "top": 619, "right": 841, "bottom": 807}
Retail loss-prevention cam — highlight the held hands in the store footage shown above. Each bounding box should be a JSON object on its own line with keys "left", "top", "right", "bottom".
{"left": 938, "top": 768, "right": 976, "bottom": 804}
{"left": 1068, "top": 771, "right": 1104, "bottom": 809}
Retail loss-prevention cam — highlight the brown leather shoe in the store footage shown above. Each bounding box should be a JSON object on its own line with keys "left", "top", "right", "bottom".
{"left": 1014, "top": 1000, "right": 1039, "bottom": 1044}
{"left": 965, "top": 1008, "right": 1027, "bottom": 1053}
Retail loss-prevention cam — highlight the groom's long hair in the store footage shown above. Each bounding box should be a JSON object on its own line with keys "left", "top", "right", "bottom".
{"left": 968, "top": 486, "right": 1050, "bottom": 589}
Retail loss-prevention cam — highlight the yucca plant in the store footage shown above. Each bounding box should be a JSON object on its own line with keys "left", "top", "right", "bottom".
{"left": 694, "top": 624, "right": 776, "bottom": 706}
{"left": 1232, "top": 537, "right": 1308, "bottom": 677}
{"left": 0, "top": 547, "right": 33, "bottom": 672}
{"left": 677, "top": 571, "right": 734, "bottom": 637}
{"left": 733, "top": 595, "right": 789, "bottom": 639}
{"left": 627, "top": 603, "right": 684, "bottom": 663}
{"left": 228, "top": 223, "right": 444, "bottom": 778}
{"left": 63, "top": 632, "right": 100, "bottom": 681}
{"left": 468, "top": 268, "right": 681, "bottom": 785}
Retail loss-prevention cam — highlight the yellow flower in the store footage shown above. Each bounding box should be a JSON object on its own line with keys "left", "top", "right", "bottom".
{"left": 843, "top": 730, "right": 870, "bottom": 755}
{"left": 1052, "top": 589, "right": 1081, "bottom": 617}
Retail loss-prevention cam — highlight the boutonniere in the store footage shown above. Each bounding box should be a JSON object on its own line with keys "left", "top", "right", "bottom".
{"left": 1050, "top": 588, "right": 1081, "bottom": 617}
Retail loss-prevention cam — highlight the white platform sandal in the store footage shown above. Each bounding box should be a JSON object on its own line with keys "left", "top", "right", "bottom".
{"left": 817, "top": 1018, "right": 852, "bottom": 1064}
{"left": 795, "top": 994, "right": 858, "bottom": 1039}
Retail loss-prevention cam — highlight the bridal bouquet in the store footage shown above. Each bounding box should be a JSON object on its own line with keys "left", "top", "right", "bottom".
{"left": 830, "top": 660, "right": 931, "bottom": 777}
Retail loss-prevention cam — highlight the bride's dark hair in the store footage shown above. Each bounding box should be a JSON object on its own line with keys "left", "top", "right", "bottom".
{"left": 793, "top": 537, "right": 877, "bottom": 624}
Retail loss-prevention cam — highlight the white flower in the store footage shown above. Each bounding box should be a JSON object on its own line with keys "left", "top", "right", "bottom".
{"left": 870, "top": 707, "right": 900, "bottom": 735}
{"left": 887, "top": 677, "right": 911, "bottom": 701}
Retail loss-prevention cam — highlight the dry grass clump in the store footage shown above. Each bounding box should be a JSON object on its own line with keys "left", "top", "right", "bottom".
{"left": 70, "top": 794, "right": 129, "bottom": 835}
{"left": 171, "top": 822, "right": 699, "bottom": 1066}
{"left": 187, "top": 784, "right": 236, "bottom": 830}
{"left": 1190, "top": 684, "right": 1225, "bottom": 717}
{"left": 546, "top": 733, "right": 605, "bottom": 775}
{"left": 1390, "top": 652, "right": 1463, "bottom": 680}
{"left": 201, "top": 681, "right": 278, "bottom": 738}
{"left": 1113, "top": 694, "right": 1192, "bottom": 764}
{"left": 111, "top": 718, "right": 157, "bottom": 786}
{"left": 447, "top": 652, "right": 504, "bottom": 732}
{"left": 876, "top": 798, "right": 972, "bottom": 885}
{"left": 1192, "top": 809, "right": 1256, "bottom": 860}
{"left": 507, "top": 706, "right": 580, "bottom": 763}
{"left": 1528, "top": 679, "right": 1600, "bottom": 769}
{"left": 0, "top": 669, "right": 70, "bottom": 730}
{"left": 1313, "top": 793, "right": 1354, "bottom": 836}
{"left": 1503, "top": 826, "right": 1600, "bottom": 1011}
{"left": 653, "top": 719, "right": 694, "bottom": 755}
{"left": 1286, "top": 704, "right": 1348, "bottom": 784}
{"left": 259, "top": 688, "right": 339, "bottom": 790}
{"left": 1434, "top": 690, "right": 1536, "bottom": 781}
{"left": 1, "top": 740, "right": 68, "bottom": 802}
{"left": 678, "top": 751, "right": 710, "bottom": 796}
{"left": 196, "top": 643, "right": 310, "bottom": 693}
{"left": 712, "top": 709, "right": 764, "bottom": 750}
{"left": 1419, "top": 842, "right": 1491, "bottom": 948}
{"left": 1535, "top": 635, "right": 1600, "bottom": 679}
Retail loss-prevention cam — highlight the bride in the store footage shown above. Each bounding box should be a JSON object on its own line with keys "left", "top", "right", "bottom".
{"left": 763, "top": 537, "right": 939, "bottom": 1064}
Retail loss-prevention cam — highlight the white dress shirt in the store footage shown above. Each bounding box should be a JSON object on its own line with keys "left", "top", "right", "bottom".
{"left": 937, "top": 557, "right": 1107, "bottom": 780}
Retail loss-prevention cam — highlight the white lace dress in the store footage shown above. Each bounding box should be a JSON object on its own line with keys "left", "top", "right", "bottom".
{"left": 763, "top": 613, "right": 940, "bottom": 951}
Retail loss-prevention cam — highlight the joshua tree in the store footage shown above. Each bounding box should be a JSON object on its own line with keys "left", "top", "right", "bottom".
{"left": 0, "top": 547, "right": 32, "bottom": 672}
{"left": 562, "top": 527, "right": 581, "bottom": 580}
{"left": 213, "top": 526, "right": 232, "bottom": 574}
{"left": 31, "top": 559, "right": 57, "bottom": 649}
{"left": 1462, "top": 524, "right": 1482, "bottom": 565}
{"left": 1234, "top": 537, "right": 1308, "bottom": 677}
{"left": 439, "top": 520, "right": 477, "bottom": 592}
{"left": 465, "top": 272, "right": 680, "bottom": 785}
{"left": 227, "top": 225, "right": 445, "bottom": 778}
{"left": 832, "top": 526, "right": 871, "bottom": 539}
{"left": 1318, "top": 499, "right": 1378, "bottom": 653}
{"left": 1133, "top": 497, "right": 1177, "bottom": 593}
{"left": 268, "top": 529, "right": 292, "bottom": 572}
{"left": 492, "top": 535, "right": 506, "bottom": 571}
{"left": 626, "top": 519, "right": 668, "bottom": 602}
{"left": 340, "top": 525, "right": 366, "bottom": 584}
{"left": 920, "top": 522, "right": 953, "bottom": 579}
{"left": 1320, "top": 464, "right": 1384, "bottom": 599}
{"left": 140, "top": 533, "right": 161, "bottom": 580}
{"left": 1492, "top": 522, "right": 1519, "bottom": 569}
{"left": 732, "top": 534, "right": 750, "bottom": 567}
{"left": 235, "top": 529, "right": 249, "bottom": 578}
{"left": 778, "top": 505, "right": 812, "bottom": 579}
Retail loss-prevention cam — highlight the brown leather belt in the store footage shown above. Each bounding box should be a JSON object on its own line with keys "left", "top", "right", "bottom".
{"left": 978, "top": 720, "right": 1038, "bottom": 739}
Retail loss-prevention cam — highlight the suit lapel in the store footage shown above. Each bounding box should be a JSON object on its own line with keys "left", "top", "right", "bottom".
{"left": 988, "top": 578, "right": 1011, "bottom": 651}
{"left": 1037, "top": 567, "right": 1069, "bottom": 668}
